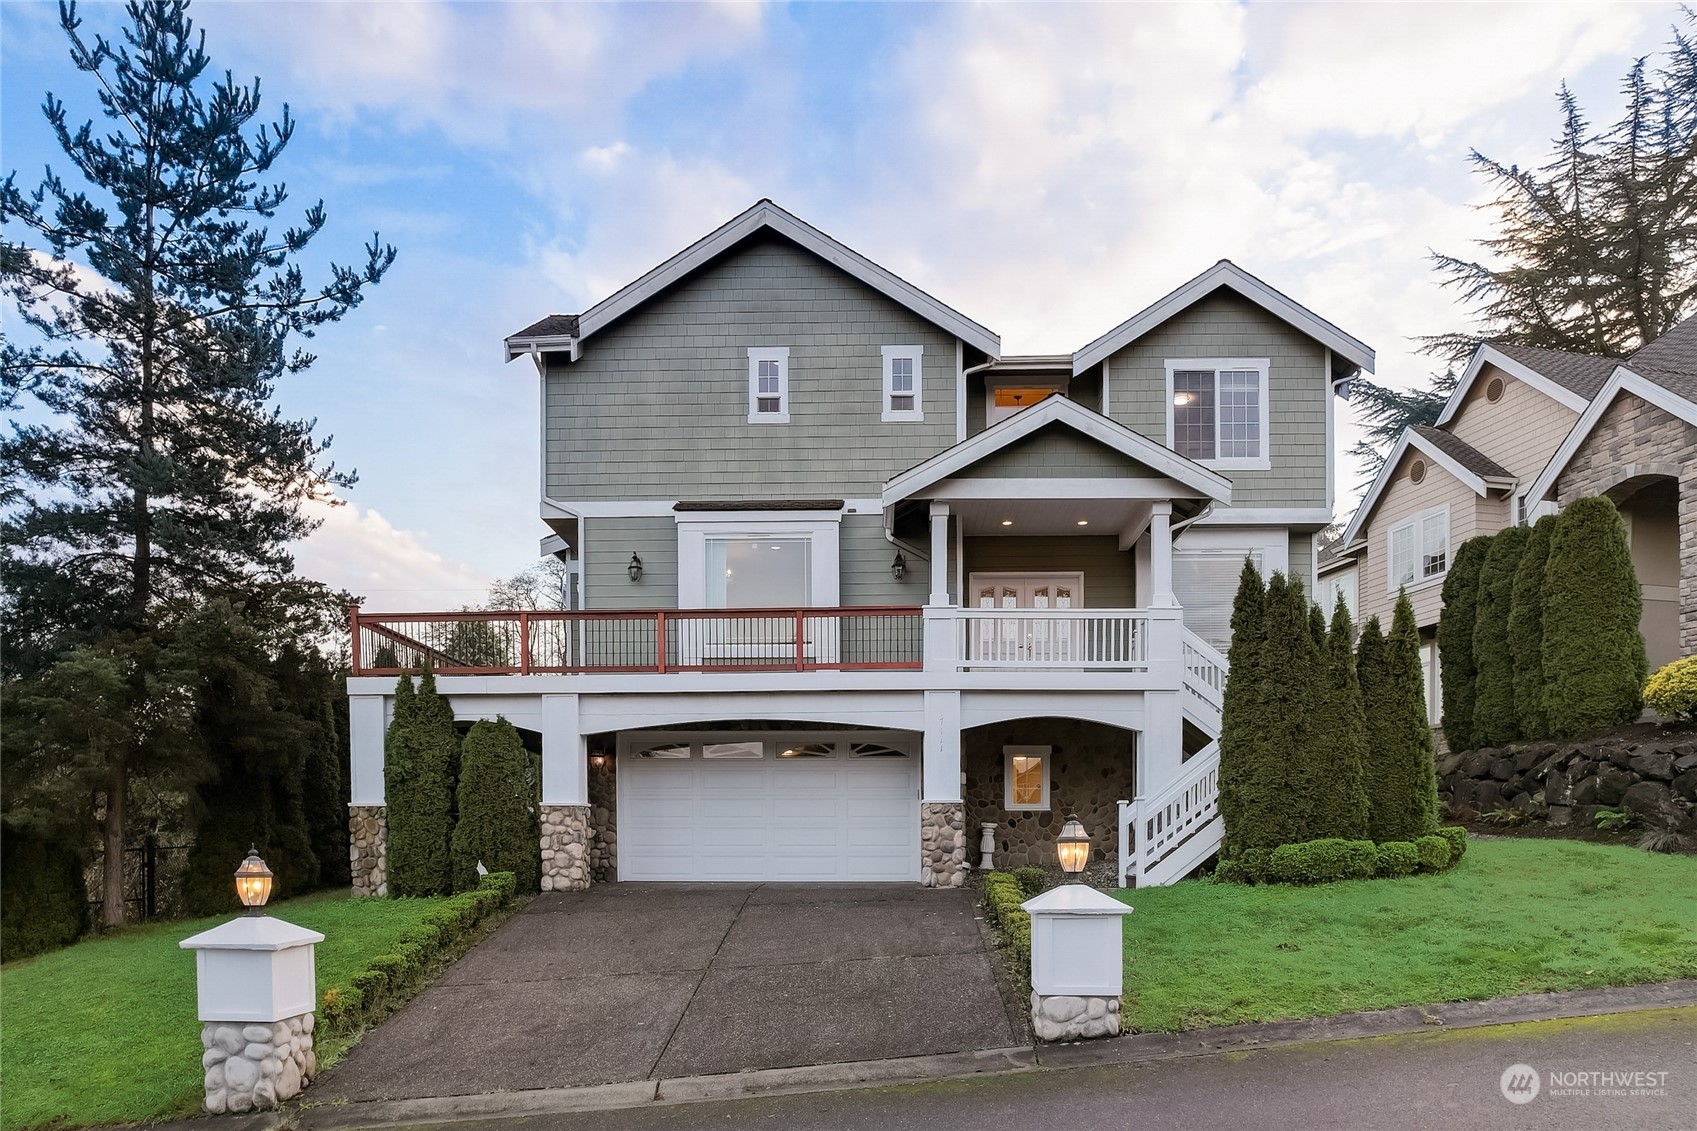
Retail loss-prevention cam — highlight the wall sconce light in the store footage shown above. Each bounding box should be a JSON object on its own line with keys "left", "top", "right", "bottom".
{"left": 1056, "top": 814, "right": 1091, "bottom": 877}
{"left": 627, "top": 553, "right": 643, "bottom": 582}
{"left": 589, "top": 751, "right": 609, "bottom": 769}
{"left": 235, "top": 846, "right": 274, "bottom": 915}
{"left": 891, "top": 552, "right": 907, "bottom": 581}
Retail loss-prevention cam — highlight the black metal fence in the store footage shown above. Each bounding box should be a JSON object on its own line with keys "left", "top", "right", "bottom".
{"left": 86, "top": 836, "right": 191, "bottom": 921}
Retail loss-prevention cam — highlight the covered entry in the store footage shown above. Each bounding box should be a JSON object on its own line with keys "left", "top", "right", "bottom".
{"left": 616, "top": 730, "right": 919, "bottom": 882}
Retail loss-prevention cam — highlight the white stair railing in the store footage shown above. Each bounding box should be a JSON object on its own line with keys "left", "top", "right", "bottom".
{"left": 1181, "top": 628, "right": 1227, "bottom": 723}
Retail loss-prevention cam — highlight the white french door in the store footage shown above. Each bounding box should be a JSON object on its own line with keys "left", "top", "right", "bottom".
{"left": 967, "top": 572, "right": 1084, "bottom": 663}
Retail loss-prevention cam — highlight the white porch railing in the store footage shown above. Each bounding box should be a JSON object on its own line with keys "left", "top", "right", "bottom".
{"left": 947, "top": 607, "right": 1172, "bottom": 671}
{"left": 1118, "top": 742, "right": 1223, "bottom": 887}
{"left": 1181, "top": 628, "right": 1228, "bottom": 717}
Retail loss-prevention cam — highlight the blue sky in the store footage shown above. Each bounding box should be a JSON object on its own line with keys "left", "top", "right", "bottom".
{"left": 2, "top": 1, "right": 1684, "bottom": 609}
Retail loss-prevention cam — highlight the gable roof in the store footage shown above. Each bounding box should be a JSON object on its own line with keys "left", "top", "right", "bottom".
{"left": 1341, "top": 424, "right": 1515, "bottom": 550}
{"left": 1070, "top": 259, "right": 1375, "bottom": 378}
{"left": 504, "top": 199, "right": 1001, "bottom": 361}
{"left": 1628, "top": 311, "right": 1697, "bottom": 372}
{"left": 882, "top": 394, "right": 1231, "bottom": 507}
{"left": 1524, "top": 361, "right": 1697, "bottom": 505}
{"left": 1435, "top": 342, "right": 1614, "bottom": 426}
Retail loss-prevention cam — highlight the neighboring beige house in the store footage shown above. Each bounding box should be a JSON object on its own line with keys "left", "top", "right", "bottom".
{"left": 1339, "top": 325, "right": 1697, "bottom": 735}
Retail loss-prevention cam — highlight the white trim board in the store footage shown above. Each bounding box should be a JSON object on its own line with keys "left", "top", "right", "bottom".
{"left": 1435, "top": 343, "right": 1591, "bottom": 428}
{"left": 544, "top": 499, "right": 881, "bottom": 519}
{"left": 1071, "top": 259, "right": 1375, "bottom": 376}
{"left": 882, "top": 394, "right": 1231, "bottom": 507}
{"left": 1524, "top": 366, "right": 1697, "bottom": 505}
{"left": 1341, "top": 427, "right": 1514, "bottom": 550}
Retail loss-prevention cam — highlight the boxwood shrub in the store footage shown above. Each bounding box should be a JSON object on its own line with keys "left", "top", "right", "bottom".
{"left": 1266, "top": 838, "right": 1379, "bottom": 885}
{"left": 1376, "top": 841, "right": 1419, "bottom": 878}
{"left": 1415, "top": 835, "right": 1453, "bottom": 873}
{"left": 981, "top": 872, "right": 1033, "bottom": 985}
{"left": 1437, "top": 826, "right": 1468, "bottom": 863}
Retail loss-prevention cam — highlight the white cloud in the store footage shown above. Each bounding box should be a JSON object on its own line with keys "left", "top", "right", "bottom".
{"left": 291, "top": 494, "right": 495, "bottom": 613}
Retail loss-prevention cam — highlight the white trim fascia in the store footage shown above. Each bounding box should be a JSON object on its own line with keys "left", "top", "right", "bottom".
{"left": 882, "top": 394, "right": 1232, "bottom": 507}
{"left": 955, "top": 339, "right": 966, "bottom": 443}
{"left": 544, "top": 499, "right": 676, "bottom": 519}
{"left": 925, "top": 477, "right": 1193, "bottom": 501}
{"left": 1101, "top": 357, "right": 1111, "bottom": 417}
{"left": 1072, "top": 260, "right": 1375, "bottom": 375}
{"left": 672, "top": 509, "right": 845, "bottom": 525}
{"left": 569, "top": 200, "right": 1001, "bottom": 357}
{"left": 1189, "top": 507, "right": 1334, "bottom": 526}
{"left": 1524, "top": 366, "right": 1697, "bottom": 505}
{"left": 1435, "top": 343, "right": 1590, "bottom": 427}
{"left": 1164, "top": 357, "right": 1273, "bottom": 472}
{"left": 881, "top": 343, "right": 925, "bottom": 423}
{"left": 504, "top": 336, "right": 580, "bottom": 364}
{"left": 1340, "top": 428, "right": 1510, "bottom": 549}
{"left": 1324, "top": 348, "right": 1335, "bottom": 513}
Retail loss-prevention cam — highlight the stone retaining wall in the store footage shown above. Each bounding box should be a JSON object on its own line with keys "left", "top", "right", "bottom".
{"left": 1031, "top": 992, "right": 1120, "bottom": 1041}
{"left": 1438, "top": 732, "right": 1697, "bottom": 831}
{"left": 201, "top": 1012, "right": 314, "bottom": 1113}
{"left": 540, "top": 804, "right": 592, "bottom": 892}
{"left": 920, "top": 801, "right": 967, "bottom": 887}
{"left": 348, "top": 805, "right": 386, "bottom": 898}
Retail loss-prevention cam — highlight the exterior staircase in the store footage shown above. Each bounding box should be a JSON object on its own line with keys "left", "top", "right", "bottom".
{"left": 1117, "top": 628, "right": 1226, "bottom": 887}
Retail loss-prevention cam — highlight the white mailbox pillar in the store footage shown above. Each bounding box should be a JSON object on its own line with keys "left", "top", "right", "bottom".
{"left": 1022, "top": 886, "right": 1134, "bottom": 1041}
{"left": 180, "top": 916, "right": 324, "bottom": 1113}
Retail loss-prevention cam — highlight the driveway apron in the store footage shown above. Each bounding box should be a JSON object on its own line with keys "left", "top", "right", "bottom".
{"left": 314, "top": 883, "right": 1013, "bottom": 1101}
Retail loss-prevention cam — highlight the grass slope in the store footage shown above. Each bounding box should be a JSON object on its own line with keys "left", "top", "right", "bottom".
{"left": 1118, "top": 839, "right": 1697, "bottom": 1033}
{"left": 1, "top": 891, "right": 445, "bottom": 1131}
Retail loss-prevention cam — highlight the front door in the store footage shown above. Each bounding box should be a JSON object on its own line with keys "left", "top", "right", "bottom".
{"left": 967, "top": 572, "right": 1083, "bottom": 663}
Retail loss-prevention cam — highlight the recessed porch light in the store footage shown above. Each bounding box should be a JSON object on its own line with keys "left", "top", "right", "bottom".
{"left": 1001, "top": 519, "right": 1013, "bottom": 526}
{"left": 1076, "top": 520, "right": 1089, "bottom": 526}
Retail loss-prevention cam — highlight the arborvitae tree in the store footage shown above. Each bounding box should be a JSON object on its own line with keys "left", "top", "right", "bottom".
{"left": 1356, "top": 617, "right": 1392, "bottom": 830}
{"left": 1508, "top": 515, "right": 1558, "bottom": 739}
{"left": 1253, "top": 572, "right": 1321, "bottom": 847}
{"left": 1365, "top": 593, "right": 1442, "bottom": 842}
{"left": 1308, "top": 603, "right": 1328, "bottom": 648}
{"left": 1471, "top": 526, "right": 1531, "bottom": 746}
{"left": 1, "top": 822, "right": 89, "bottom": 959}
{"left": 1218, "top": 559, "right": 1267, "bottom": 858}
{"left": 1438, "top": 536, "right": 1492, "bottom": 750}
{"left": 1542, "top": 497, "right": 1648, "bottom": 736}
{"left": 451, "top": 718, "right": 540, "bottom": 894}
{"left": 1310, "top": 594, "right": 1371, "bottom": 841}
{"left": 384, "top": 669, "right": 458, "bottom": 897}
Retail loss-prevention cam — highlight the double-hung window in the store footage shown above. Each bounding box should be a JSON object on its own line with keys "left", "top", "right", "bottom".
{"left": 1165, "top": 359, "right": 1270, "bottom": 469}
{"left": 1387, "top": 505, "right": 1448, "bottom": 592}
{"left": 747, "top": 347, "right": 790, "bottom": 423}
{"left": 881, "top": 345, "right": 924, "bottom": 421}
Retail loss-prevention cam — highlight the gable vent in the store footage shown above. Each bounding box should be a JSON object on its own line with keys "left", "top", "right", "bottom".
{"left": 1485, "top": 376, "right": 1505, "bottom": 403}
{"left": 1409, "top": 459, "right": 1427, "bottom": 484}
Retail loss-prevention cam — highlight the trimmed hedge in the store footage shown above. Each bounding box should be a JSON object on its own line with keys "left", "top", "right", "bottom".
{"left": 1376, "top": 841, "right": 1419, "bottom": 877}
{"left": 1508, "top": 515, "right": 1557, "bottom": 738}
{"left": 1266, "top": 838, "right": 1377, "bottom": 885}
{"left": 1220, "top": 827, "right": 1467, "bottom": 885}
{"left": 1542, "top": 497, "right": 1647, "bottom": 737}
{"left": 318, "top": 871, "right": 519, "bottom": 1039}
{"left": 1416, "top": 834, "right": 1452, "bottom": 873}
{"left": 1471, "top": 526, "right": 1530, "bottom": 746}
{"left": 1644, "top": 655, "right": 1697, "bottom": 722}
{"left": 1010, "top": 866, "right": 1047, "bottom": 898}
{"left": 981, "top": 872, "right": 1032, "bottom": 985}
{"left": 1438, "top": 825, "right": 1468, "bottom": 862}
{"left": 0, "top": 824, "right": 89, "bottom": 960}
{"left": 1438, "top": 536, "right": 1492, "bottom": 750}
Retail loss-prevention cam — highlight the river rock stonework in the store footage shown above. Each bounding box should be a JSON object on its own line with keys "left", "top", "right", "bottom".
{"left": 588, "top": 758, "right": 618, "bottom": 883}
{"left": 541, "top": 804, "right": 591, "bottom": 892}
{"left": 201, "top": 1012, "right": 314, "bottom": 1113}
{"left": 1438, "top": 733, "right": 1697, "bottom": 831}
{"left": 1031, "top": 992, "right": 1120, "bottom": 1041}
{"left": 348, "top": 805, "right": 386, "bottom": 898}
{"left": 964, "top": 719, "right": 1132, "bottom": 868}
{"left": 920, "top": 801, "right": 967, "bottom": 887}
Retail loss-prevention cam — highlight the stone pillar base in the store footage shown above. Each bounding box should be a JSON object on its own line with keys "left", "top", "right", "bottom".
{"left": 1031, "top": 991, "right": 1120, "bottom": 1041}
{"left": 920, "top": 801, "right": 967, "bottom": 887}
{"left": 349, "top": 805, "right": 386, "bottom": 898}
{"left": 541, "top": 804, "right": 591, "bottom": 892}
{"left": 202, "top": 1012, "right": 315, "bottom": 1113}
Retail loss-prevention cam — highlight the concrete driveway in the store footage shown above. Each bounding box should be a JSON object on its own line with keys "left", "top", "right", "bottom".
{"left": 315, "top": 883, "right": 1014, "bottom": 1101}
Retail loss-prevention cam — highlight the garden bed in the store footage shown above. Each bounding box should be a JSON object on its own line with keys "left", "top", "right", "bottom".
{"left": 1116, "top": 838, "right": 1697, "bottom": 1032}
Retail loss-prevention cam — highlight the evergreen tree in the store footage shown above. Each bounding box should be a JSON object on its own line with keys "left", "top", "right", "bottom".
{"left": 1311, "top": 594, "right": 1370, "bottom": 841}
{"left": 1247, "top": 572, "right": 1321, "bottom": 848}
{"left": 1218, "top": 559, "right": 1267, "bottom": 858}
{"left": 1508, "top": 515, "right": 1558, "bottom": 739}
{"left": 1, "top": 823, "right": 89, "bottom": 959}
{"left": 1542, "top": 497, "right": 1648, "bottom": 736}
{"left": 451, "top": 718, "right": 540, "bottom": 894}
{"left": 0, "top": 0, "right": 392, "bottom": 922}
{"left": 1471, "top": 526, "right": 1531, "bottom": 746}
{"left": 1363, "top": 595, "right": 1440, "bottom": 842}
{"left": 384, "top": 669, "right": 458, "bottom": 896}
{"left": 1355, "top": 617, "right": 1392, "bottom": 830}
{"left": 1437, "top": 536, "right": 1492, "bottom": 751}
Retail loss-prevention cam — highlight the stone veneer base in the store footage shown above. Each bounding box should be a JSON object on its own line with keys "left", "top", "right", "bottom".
{"left": 1031, "top": 991, "right": 1121, "bottom": 1041}
{"left": 541, "top": 804, "right": 592, "bottom": 892}
{"left": 920, "top": 801, "right": 967, "bottom": 887}
{"left": 202, "top": 1012, "right": 315, "bottom": 1113}
{"left": 348, "top": 805, "right": 387, "bottom": 898}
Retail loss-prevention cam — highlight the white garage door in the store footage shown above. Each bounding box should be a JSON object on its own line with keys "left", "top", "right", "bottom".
{"left": 617, "top": 735, "right": 919, "bottom": 882}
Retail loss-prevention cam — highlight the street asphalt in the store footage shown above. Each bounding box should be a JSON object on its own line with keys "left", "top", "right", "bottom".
{"left": 312, "top": 883, "right": 1013, "bottom": 1101}
{"left": 370, "top": 1006, "right": 1697, "bottom": 1131}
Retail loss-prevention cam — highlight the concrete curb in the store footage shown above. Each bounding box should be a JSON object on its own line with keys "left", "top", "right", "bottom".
{"left": 287, "top": 979, "right": 1697, "bottom": 1130}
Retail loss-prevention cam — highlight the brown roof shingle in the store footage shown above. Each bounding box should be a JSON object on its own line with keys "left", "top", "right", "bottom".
{"left": 1489, "top": 342, "right": 1620, "bottom": 400}
{"left": 509, "top": 313, "right": 580, "bottom": 340}
{"left": 1411, "top": 425, "right": 1512, "bottom": 482}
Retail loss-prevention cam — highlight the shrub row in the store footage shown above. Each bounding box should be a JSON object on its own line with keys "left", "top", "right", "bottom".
{"left": 1217, "top": 828, "right": 1467, "bottom": 885}
{"left": 980, "top": 872, "right": 1034, "bottom": 986}
{"left": 319, "top": 871, "right": 518, "bottom": 1036}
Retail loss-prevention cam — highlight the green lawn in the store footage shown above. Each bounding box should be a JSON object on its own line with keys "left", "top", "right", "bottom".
{"left": 0, "top": 890, "right": 447, "bottom": 1131}
{"left": 1118, "top": 838, "right": 1697, "bottom": 1032}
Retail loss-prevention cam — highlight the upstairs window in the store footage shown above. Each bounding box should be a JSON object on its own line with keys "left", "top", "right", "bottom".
{"left": 1387, "top": 505, "right": 1448, "bottom": 592}
{"left": 882, "top": 345, "right": 924, "bottom": 422}
{"left": 747, "top": 347, "right": 790, "bottom": 423}
{"left": 1165, "top": 359, "right": 1270, "bottom": 469}
{"left": 985, "top": 380, "right": 1065, "bottom": 426}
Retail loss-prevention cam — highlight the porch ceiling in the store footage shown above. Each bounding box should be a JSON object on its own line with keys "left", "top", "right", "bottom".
{"left": 950, "top": 497, "right": 1155, "bottom": 537}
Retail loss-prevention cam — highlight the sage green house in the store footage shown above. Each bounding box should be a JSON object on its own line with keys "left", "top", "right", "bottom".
{"left": 343, "top": 200, "right": 1376, "bottom": 895}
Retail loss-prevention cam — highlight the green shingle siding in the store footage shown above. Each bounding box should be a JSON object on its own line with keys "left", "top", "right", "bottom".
{"left": 953, "top": 424, "right": 1163, "bottom": 479}
{"left": 840, "top": 514, "right": 929, "bottom": 606}
{"left": 583, "top": 517, "right": 678, "bottom": 609}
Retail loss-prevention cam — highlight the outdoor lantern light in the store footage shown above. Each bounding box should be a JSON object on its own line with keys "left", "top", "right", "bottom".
{"left": 891, "top": 552, "right": 907, "bottom": 580}
{"left": 235, "top": 846, "right": 274, "bottom": 915}
{"left": 1056, "top": 814, "right": 1090, "bottom": 876}
{"left": 627, "top": 552, "right": 643, "bottom": 582}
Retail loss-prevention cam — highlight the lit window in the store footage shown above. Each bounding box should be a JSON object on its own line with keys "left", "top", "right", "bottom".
{"left": 1387, "top": 506, "right": 1447, "bottom": 593}
{"left": 706, "top": 537, "right": 811, "bottom": 608}
{"left": 1003, "top": 745, "right": 1051, "bottom": 810}
{"left": 1166, "top": 360, "right": 1269, "bottom": 467}
{"left": 881, "top": 345, "right": 924, "bottom": 421}
{"left": 987, "top": 382, "right": 1064, "bottom": 425}
{"left": 747, "top": 347, "right": 790, "bottom": 423}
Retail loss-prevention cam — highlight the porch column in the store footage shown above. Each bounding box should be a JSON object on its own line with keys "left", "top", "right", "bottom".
{"left": 1140, "top": 690, "right": 1184, "bottom": 800}
{"left": 347, "top": 696, "right": 387, "bottom": 897}
{"left": 1149, "top": 502, "right": 1176, "bottom": 608}
{"left": 928, "top": 501, "right": 952, "bottom": 606}
{"left": 921, "top": 689, "right": 967, "bottom": 887}
{"left": 540, "top": 694, "right": 591, "bottom": 892}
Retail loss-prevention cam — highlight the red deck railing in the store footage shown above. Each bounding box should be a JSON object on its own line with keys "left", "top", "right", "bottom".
{"left": 348, "top": 604, "right": 924, "bottom": 676}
